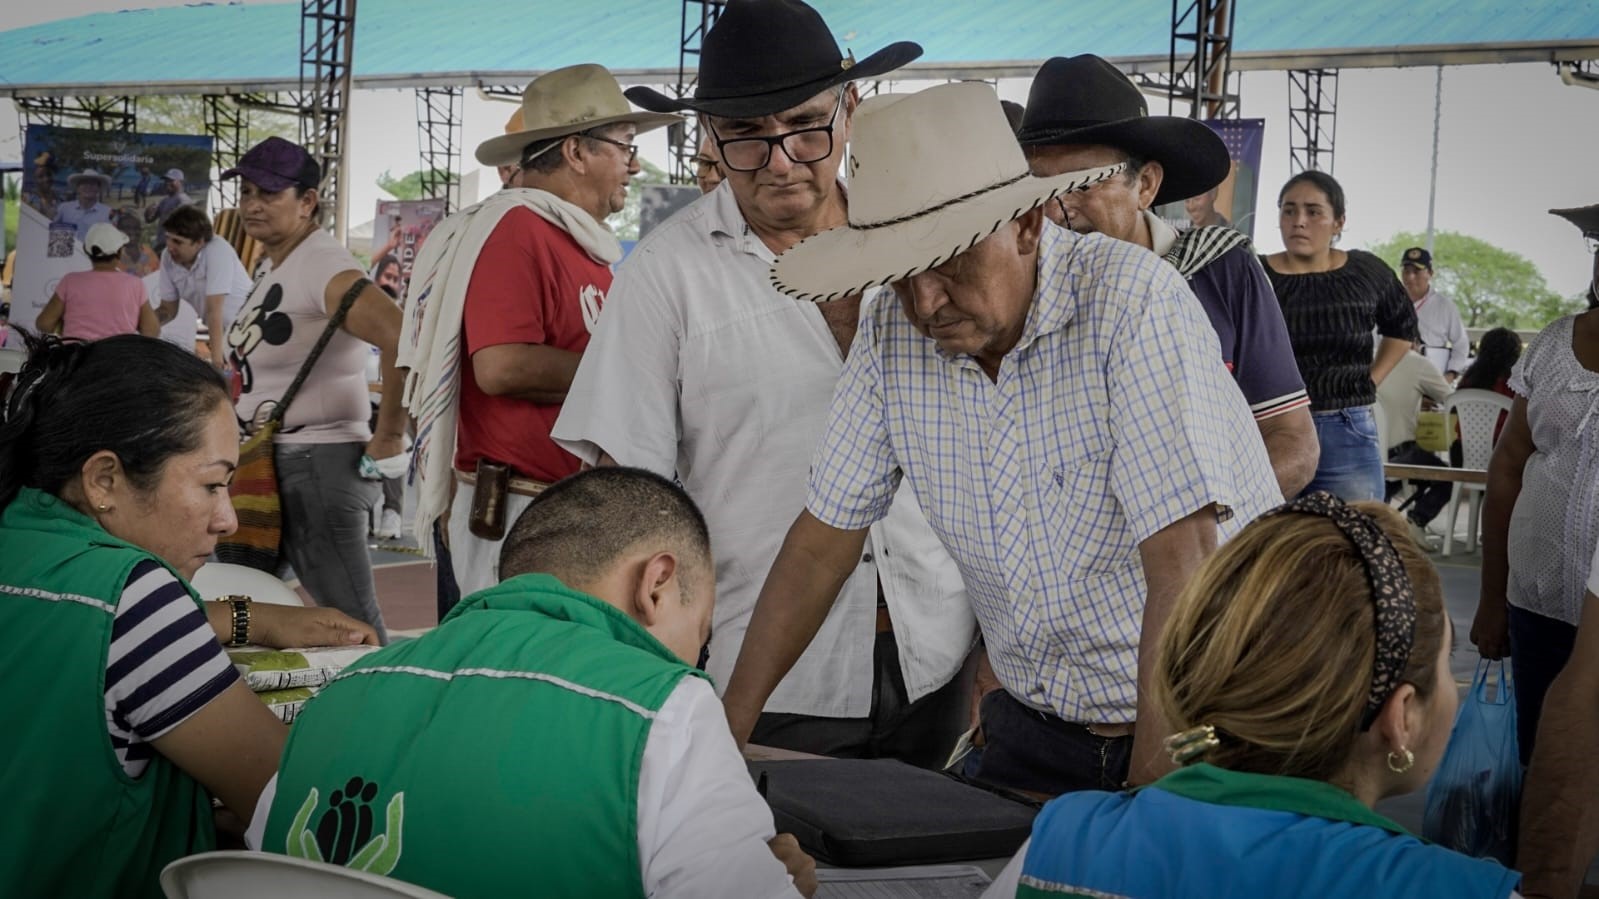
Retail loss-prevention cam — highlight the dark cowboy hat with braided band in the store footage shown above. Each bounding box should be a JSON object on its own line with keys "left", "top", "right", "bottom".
{"left": 624, "top": 0, "right": 922, "bottom": 118}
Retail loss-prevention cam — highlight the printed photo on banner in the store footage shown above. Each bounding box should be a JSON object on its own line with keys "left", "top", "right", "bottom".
{"left": 15, "top": 125, "right": 212, "bottom": 333}
{"left": 370, "top": 199, "right": 445, "bottom": 301}
{"left": 1153, "top": 118, "right": 1265, "bottom": 241}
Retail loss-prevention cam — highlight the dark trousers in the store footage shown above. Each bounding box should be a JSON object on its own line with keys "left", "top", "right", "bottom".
{"left": 1386, "top": 440, "right": 1463, "bottom": 526}
{"left": 1508, "top": 604, "right": 1579, "bottom": 766}
{"left": 433, "top": 521, "right": 462, "bottom": 623}
{"left": 961, "top": 689, "right": 1132, "bottom": 796}
{"left": 748, "top": 630, "right": 973, "bottom": 771}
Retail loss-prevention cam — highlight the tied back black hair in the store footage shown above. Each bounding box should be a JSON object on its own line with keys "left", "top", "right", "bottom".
{"left": 0, "top": 331, "right": 230, "bottom": 511}
{"left": 1458, "top": 327, "right": 1523, "bottom": 392}
{"left": 1279, "top": 169, "right": 1346, "bottom": 220}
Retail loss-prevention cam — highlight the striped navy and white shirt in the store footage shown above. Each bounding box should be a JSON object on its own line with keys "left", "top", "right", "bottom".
{"left": 105, "top": 560, "right": 238, "bottom": 776}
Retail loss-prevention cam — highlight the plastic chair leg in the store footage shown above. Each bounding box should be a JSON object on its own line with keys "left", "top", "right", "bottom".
{"left": 1467, "top": 491, "right": 1483, "bottom": 554}
{"left": 1443, "top": 483, "right": 1463, "bottom": 557}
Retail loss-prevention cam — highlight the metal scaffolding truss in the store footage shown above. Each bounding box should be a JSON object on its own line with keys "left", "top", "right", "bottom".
{"left": 16, "top": 95, "right": 138, "bottom": 132}
{"left": 415, "top": 86, "right": 463, "bottom": 212}
{"left": 203, "top": 94, "right": 249, "bottom": 209}
{"left": 298, "top": 0, "right": 359, "bottom": 240}
{"left": 1134, "top": 0, "right": 1239, "bottom": 119}
{"left": 670, "top": 0, "right": 725, "bottom": 185}
{"left": 1287, "top": 68, "right": 1339, "bottom": 173}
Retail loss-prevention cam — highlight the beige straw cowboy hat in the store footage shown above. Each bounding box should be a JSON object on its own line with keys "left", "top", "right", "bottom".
{"left": 770, "top": 82, "right": 1122, "bottom": 303}
{"left": 475, "top": 64, "right": 681, "bottom": 167}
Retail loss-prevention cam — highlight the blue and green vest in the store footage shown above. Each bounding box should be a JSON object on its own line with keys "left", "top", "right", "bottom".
{"left": 1016, "top": 763, "right": 1520, "bottom": 898}
{"left": 0, "top": 488, "right": 216, "bottom": 898}
{"left": 263, "top": 573, "right": 709, "bottom": 899}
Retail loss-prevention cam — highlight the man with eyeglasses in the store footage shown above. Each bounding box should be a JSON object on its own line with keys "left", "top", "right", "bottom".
{"left": 397, "top": 64, "right": 680, "bottom": 601}
{"left": 554, "top": 0, "right": 980, "bottom": 769}
{"left": 692, "top": 134, "right": 725, "bottom": 194}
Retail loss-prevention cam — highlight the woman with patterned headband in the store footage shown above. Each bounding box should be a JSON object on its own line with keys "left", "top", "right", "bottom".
{"left": 983, "top": 494, "right": 1522, "bottom": 899}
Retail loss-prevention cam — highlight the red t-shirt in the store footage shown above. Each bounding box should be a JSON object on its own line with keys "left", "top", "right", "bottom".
{"left": 455, "top": 207, "right": 609, "bottom": 482}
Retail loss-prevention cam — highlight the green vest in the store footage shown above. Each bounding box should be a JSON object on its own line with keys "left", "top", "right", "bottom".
{"left": 263, "top": 574, "right": 709, "bottom": 899}
{"left": 0, "top": 489, "right": 215, "bottom": 899}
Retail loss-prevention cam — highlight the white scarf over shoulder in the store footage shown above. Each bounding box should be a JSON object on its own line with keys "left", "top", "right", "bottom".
{"left": 397, "top": 188, "right": 621, "bottom": 551}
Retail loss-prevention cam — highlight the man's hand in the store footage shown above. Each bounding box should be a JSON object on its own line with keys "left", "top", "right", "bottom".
{"left": 1471, "top": 597, "right": 1511, "bottom": 660}
{"left": 969, "top": 646, "right": 1002, "bottom": 747}
{"left": 768, "top": 834, "right": 817, "bottom": 898}
{"left": 253, "top": 605, "right": 380, "bottom": 648}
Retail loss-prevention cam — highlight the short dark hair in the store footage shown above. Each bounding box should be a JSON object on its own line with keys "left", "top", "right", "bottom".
{"left": 1278, "top": 170, "right": 1346, "bottom": 220}
{"left": 498, "top": 467, "right": 712, "bottom": 589}
{"left": 162, "top": 205, "right": 214, "bottom": 244}
{"left": 0, "top": 332, "right": 231, "bottom": 510}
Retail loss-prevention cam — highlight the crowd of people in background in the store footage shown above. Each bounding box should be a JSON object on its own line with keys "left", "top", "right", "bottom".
{"left": 5, "top": 0, "right": 1599, "bottom": 896}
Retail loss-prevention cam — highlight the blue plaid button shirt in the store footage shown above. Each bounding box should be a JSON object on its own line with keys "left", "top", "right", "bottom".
{"left": 806, "top": 226, "right": 1281, "bottom": 724}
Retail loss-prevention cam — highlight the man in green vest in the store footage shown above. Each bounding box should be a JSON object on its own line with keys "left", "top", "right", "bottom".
{"left": 252, "top": 467, "right": 816, "bottom": 898}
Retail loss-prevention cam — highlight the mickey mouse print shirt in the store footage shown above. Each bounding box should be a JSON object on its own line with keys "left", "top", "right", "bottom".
{"left": 226, "top": 227, "right": 374, "bottom": 445}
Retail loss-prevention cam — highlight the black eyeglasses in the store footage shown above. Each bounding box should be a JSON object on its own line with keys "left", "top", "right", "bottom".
{"left": 585, "top": 132, "right": 639, "bottom": 166}
{"left": 708, "top": 92, "right": 844, "bottom": 173}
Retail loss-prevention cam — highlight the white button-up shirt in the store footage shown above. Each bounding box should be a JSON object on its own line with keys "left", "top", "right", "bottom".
{"left": 552, "top": 184, "right": 975, "bottom": 717}
{"left": 806, "top": 226, "right": 1281, "bottom": 724}
{"left": 1413, "top": 288, "right": 1470, "bottom": 375}
{"left": 157, "top": 237, "right": 254, "bottom": 336}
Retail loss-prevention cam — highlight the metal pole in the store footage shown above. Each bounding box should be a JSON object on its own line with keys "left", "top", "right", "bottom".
{"left": 1425, "top": 66, "right": 1442, "bottom": 254}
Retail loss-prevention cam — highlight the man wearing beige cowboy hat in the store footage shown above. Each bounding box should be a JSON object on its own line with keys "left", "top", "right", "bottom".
{"left": 554, "top": 0, "right": 980, "bottom": 770}
{"left": 52, "top": 167, "right": 114, "bottom": 239}
{"left": 721, "top": 81, "right": 1282, "bottom": 795}
{"left": 1019, "top": 54, "right": 1316, "bottom": 501}
{"left": 397, "top": 63, "right": 680, "bottom": 601}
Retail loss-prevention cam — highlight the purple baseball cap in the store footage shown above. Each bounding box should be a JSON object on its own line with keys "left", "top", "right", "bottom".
{"left": 221, "top": 136, "right": 321, "bottom": 192}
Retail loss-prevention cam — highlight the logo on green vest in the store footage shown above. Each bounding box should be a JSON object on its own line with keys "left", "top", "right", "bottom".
{"left": 285, "top": 777, "right": 404, "bottom": 875}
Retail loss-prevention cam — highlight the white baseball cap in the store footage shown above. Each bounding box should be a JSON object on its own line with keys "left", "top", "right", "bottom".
{"left": 84, "top": 221, "right": 130, "bottom": 256}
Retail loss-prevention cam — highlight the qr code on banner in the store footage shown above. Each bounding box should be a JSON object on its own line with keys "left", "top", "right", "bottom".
{"left": 47, "top": 228, "right": 76, "bottom": 258}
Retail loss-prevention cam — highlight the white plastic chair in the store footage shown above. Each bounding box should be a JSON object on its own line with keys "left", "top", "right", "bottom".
{"left": 161, "top": 850, "right": 451, "bottom": 898}
{"left": 1442, "top": 389, "right": 1515, "bottom": 557}
{"left": 188, "top": 562, "right": 305, "bottom": 607}
{"left": 0, "top": 347, "right": 25, "bottom": 374}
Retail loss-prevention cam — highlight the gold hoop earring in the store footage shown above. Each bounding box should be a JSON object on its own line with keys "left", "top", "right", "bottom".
{"left": 1386, "top": 747, "right": 1414, "bottom": 774}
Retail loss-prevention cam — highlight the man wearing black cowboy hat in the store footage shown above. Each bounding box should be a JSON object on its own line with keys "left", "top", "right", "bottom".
{"left": 555, "top": 0, "right": 979, "bottom": 769}
{"left": 1019, "top": 55, "right": 1317, "bottom": 501}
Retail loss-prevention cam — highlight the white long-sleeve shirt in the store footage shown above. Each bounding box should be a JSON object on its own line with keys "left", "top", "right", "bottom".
{"left": 248, "top": 676, "right": 802, "bottom": 899}
{"left": 1413, "top": 288, "right": 1470, "bottom": 376}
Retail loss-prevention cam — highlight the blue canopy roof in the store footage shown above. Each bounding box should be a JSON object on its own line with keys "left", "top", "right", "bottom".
{"left": 2, "top": 0, "right": 1596, "bottom": 97}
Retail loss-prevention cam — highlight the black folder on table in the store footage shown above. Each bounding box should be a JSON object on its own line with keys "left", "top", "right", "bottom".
{"left": 747, "top": 758, "right": 1039, "bottom": 867}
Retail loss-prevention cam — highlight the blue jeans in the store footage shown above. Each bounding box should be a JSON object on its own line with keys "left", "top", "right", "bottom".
{"left": 276, "top": 442, "right": 388, "bottom": 643}
{"left": 1304, "top": 406, "right": 1385, "bottom": 502}
{"left": 1508, "top": 605, "right": 1578, "bottom": 766}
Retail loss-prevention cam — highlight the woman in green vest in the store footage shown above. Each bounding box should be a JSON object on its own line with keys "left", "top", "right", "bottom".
{"left": 0, "top": 332, "right": 379, "bottom": 898}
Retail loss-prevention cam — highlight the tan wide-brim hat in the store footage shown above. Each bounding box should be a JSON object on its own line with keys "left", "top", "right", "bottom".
{"left": 1551, "top": 204, "right": 1599, "bottom": 235}
{"left": 770, "top": 82, "right": 1122, "bottom": 303}
{"left": 475, "top": 63, "right": 682, "bottom": 167}
{"left": 67, "top": 168, "right": 112, "bottom": 190}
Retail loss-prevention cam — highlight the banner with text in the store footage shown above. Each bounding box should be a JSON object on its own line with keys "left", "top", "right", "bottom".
{"left": 15, "top": 125, "right": 212, "bottom": 333}
{"left": 1153, "top": 117, "right": 1265, "bottom": 242}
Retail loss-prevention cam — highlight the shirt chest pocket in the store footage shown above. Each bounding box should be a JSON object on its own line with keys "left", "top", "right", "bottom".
{"left": 1037, "top": 441, "right": 1125, "bottom": 574}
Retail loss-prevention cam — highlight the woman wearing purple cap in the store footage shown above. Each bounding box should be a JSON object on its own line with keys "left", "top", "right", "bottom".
{"left": 221, "top": 137, "right": 407, "bottom": 642}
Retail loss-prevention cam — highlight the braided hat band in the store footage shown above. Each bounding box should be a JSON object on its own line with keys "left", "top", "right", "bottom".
{"left": 1260, "top": 491, "right": 1418, "bottom": 730}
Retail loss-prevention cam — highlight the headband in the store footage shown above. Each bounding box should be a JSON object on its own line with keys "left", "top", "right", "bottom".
{"left": 1261, "top": 491, "right": 1417, "bottom": 730}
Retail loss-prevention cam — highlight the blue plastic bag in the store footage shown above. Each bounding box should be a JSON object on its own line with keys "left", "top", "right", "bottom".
{"left": 1422, "top": 659, "right": 1521, "bottom": 865}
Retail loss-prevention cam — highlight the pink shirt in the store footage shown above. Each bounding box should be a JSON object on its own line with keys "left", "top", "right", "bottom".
{"left": 53, "top": 270, "right": 148, "bottom": 341}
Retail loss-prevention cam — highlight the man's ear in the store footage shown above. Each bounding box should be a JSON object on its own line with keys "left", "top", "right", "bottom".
{"left": 630, "top": 551, "right": 680, "bottom": 626}
{"left": 1014, "top": 207, "right": 1046, "bottom": 256}
{"left": 1136, "top": 160, "right": 1165, "bottom": 212}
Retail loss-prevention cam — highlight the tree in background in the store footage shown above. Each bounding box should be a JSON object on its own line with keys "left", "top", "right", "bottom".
{"left": 1369, "top": 231, "right": 1583, "bottom": 330}
{"left": 375, "top": 168, "right": 452, "bottom": 202}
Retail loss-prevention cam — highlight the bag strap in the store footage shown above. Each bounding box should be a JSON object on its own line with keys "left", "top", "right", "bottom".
{"left": 268, "top": 276, "right": 370, "bottom": 427}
